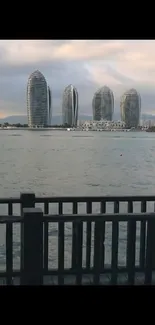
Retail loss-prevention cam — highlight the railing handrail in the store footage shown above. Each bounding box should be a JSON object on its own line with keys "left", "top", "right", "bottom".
{"left": 0, "top": 194, "right": 155, "bottom": 204}
{"left": 43, "top": 212, "right": 155, "bottom": 222}
{"left": 34, "top": 195, "right": 155, "bottom": 203}
{"left": 0, "top": 212, "right": 155, "bottom": 224}
{"left": 0, "top": 215, "right": 22, "bottom": 223}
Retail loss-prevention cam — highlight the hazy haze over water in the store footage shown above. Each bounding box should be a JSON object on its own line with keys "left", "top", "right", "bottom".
{"left": 0, "top": 130, "right": 155, "bottom": 271}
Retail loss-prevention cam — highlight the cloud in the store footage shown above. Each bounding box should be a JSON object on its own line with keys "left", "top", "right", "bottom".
{"left": 0, "top": 40, "right": 155, "bottom": 117}
{"left": 0, "top": 40, "right": 124, "bottom": 65}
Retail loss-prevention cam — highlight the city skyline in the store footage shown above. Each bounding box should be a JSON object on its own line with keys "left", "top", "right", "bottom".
{"left": 27, "top": 68, "right": 141, "bottom": 126}
{"left": 1, "top": 40, "right": 155, "bottom": 117}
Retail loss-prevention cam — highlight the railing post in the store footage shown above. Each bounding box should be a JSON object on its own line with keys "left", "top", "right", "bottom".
{"left": 21, "top": 208, "right": 43, "bottom": 285}
{"left": 145, "top": 217, "right": 155, "bottom": 284}
{"left": 151, "top": 210, "right": 155, "bottom": 270}
{"left": 20, "top": 192, "right": 35, "bottom": 212}
{"left": 20, "top": 193, "right": 35, "bottom": 271}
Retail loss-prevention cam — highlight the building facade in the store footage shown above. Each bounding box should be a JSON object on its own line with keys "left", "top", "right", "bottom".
{"left": 120, "top": 88, "right": 141, "bottom": 128}
{"left": 79, "top": 119, "right": 126, "bottom": 130}
{"left": 92, "top": 86, "right": 114, "bottom": 121}
{"left": 27, "top": 70, "right": 48, "bottom": 127}
{"left": 48, "top": 86, "right": 52, "bottom": 125}
{"left": 62, "top": 84, "right": 78, "bottom": 126}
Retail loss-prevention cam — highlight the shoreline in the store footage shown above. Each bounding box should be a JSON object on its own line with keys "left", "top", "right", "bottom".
{"left": 0, "top": 127, "right": 148, "bottom": 132}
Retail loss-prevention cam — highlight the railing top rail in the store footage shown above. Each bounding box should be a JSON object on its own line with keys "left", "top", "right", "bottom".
{"left": 35, "top": 195, "right": 155, "bottom": 203}
{"left": 43, "top": 212, "right": 155, "bottom": 222}
{"left": 1, "top": 212, "right": 155, "bottom": 223}
{"left": 0, "top": 215, "right": 22, "bottom": 223}
{"left": 0, "top": 195, "right": 155, "bottom": 204}
{"left": 0, "top": 198, "right": 21, "bottom": 204}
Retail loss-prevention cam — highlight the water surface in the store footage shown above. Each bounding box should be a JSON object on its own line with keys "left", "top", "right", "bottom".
{"left": 0, "top": 130, "right": 155, "bottom": 270}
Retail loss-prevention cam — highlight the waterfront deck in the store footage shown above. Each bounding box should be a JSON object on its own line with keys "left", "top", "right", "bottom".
{"left": 0, "top": 193, "right": 155, "bottom": 285}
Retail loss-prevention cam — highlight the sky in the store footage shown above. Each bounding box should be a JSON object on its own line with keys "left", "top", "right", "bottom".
{"left": 0, "top": 39, "right": 155, "bottom": 118}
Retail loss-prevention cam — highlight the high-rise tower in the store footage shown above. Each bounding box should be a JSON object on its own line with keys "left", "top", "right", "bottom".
{"left": 62, "top": 84, "right": 78, "bottom": 127}
{"left": 48, "top": 86, "right": 52, "bottom": 125}
{"left": 27, "top": 70, "right": 48, "bottom": 127}
{"left": 120, "top": 88, "right": 141, "bottom": 128}
{"left": 92, "top": 86, "right": 114, "bottom": 121}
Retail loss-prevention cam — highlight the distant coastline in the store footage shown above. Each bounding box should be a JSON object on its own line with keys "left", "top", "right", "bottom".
{"left": 0, "top": 122, "right": 153, "bottom": 132}
{"left": 0, "top": 126, "right": 148, "bottom": 132}
{"left": 146, "top": 126, "right": 155, "bottom": 132}
{"left": 0, "top": 113, "right": 155, "bottom": 125}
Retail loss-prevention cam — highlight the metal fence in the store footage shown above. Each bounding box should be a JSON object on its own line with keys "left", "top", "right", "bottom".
{"left": 0, "top": 193, "right": 155, "bottom": 285}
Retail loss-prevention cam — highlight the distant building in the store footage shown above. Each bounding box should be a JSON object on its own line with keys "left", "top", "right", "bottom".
{"left": 79, "top": 119, "right": 126, "bottom": 130}
{"left": 48, "top": 86, "right": 52, "bottom": 125}
{"left": 141, "top": 119, "right": 155, "bottom": 128}
{"left": 120, "top": 88, "right": 141, "bottom": 128}
{"left": 27, "top": 70, "right": 48, "bottom": 127}
{"left": 62, "top": 84, "right": 78, "bottom": 126}
{"left": 92, "top": 86, "right": 114, "bottom": 121}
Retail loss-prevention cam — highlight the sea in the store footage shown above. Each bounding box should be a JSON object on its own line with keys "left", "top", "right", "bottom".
{"left": 0, "top": 129, "right": 155, "bottom": 274}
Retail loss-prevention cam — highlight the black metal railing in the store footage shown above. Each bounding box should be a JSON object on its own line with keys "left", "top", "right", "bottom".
{"left": 0, "top": 193, "right": 155, "bottom": 285}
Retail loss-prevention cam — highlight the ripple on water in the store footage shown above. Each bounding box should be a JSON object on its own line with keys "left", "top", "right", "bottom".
{"left": 0, "top": 130, "right": 155, "bottom": 270}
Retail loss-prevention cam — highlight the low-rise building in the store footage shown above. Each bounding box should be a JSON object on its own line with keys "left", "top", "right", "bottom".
{"left": 78, "top": 119, "right": 126, "bottom": 130}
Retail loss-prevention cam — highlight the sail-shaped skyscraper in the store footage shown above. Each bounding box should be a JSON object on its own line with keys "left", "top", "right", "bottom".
{"left": 62, "top": 84, "right": 78, "bottom": 127}
{"left": 92, "top": 86, "right": 114, "bottom": 121}
{"left": 48, "top": 85, "right": 52, "bottom": 125}
{"left": 120, "top": 88, "right": 141, "bottom": 128}
{"left": 27, "top": 70, "right": 48, "bottom": 127}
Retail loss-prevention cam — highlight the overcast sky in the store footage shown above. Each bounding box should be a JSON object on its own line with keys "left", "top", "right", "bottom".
{"left": 0, "top": 39, "right": 155, "bottom": 118}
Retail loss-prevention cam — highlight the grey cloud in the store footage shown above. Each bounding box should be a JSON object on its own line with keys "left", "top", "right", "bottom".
{"left": 140, "top": 92, "right": 155, "bottom": 111}
{"left": 105, "top": 65, "right": 135, "bottom": 85}
{"left": 0, "top": 60, "right": 67, "bottom": 78}
{"left": 0, "top": 59, "right": 98, "bottom": 115}
{"left": 0, "top": 50, "right": 155, "bottom": 116}
{"left": 0, "top": 46, "right": 8, "bottom": 61}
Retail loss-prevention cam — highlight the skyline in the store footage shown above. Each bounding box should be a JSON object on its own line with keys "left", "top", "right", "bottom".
{"left": 1, "top": 40, "right": 155, "bottom": 117}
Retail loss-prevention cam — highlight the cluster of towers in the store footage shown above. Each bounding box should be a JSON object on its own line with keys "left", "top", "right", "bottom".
{"left": 27, "top": 70, "right": 79, "bottom": 127}
{"left": 27, "top": 70, "right": 141, "bottom": 128}
{"left": 92, "top": 86, "right": 141, "bottom": 128}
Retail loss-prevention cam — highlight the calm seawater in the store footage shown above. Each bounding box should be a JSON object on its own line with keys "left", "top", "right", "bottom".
{"left": 0, "top": 129, "right": 155, "bottom": 271}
